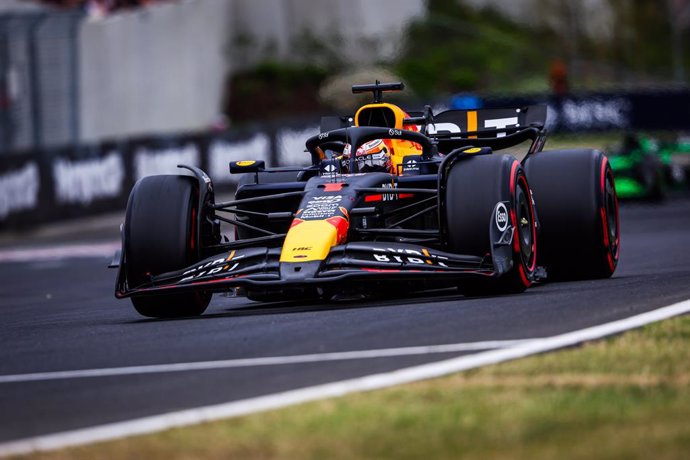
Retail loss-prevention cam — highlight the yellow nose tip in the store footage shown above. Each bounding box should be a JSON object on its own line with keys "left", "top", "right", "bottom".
{"left": 280, "top": 220, "right": 340, "bottom": 262}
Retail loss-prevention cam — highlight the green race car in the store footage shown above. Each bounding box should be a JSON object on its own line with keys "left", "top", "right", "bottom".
{"left": 609, "top": 133, "right": 688, "bottom": 200}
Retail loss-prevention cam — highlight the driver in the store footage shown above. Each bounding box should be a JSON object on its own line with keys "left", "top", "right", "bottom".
{"left": 345, "top": 139, "right": 393, "bottom": 173}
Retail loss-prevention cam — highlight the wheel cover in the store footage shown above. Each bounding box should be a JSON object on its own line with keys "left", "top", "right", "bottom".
{"left": 603, "top": 165, "right": 620, "bottom": 267}
{"left": 515, "top": 177, "right": 536, "bottom": 273}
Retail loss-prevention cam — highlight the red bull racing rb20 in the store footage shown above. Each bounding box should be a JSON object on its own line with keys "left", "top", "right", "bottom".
{"left": 112, "top": 82, "right": 619, "bottom": 318}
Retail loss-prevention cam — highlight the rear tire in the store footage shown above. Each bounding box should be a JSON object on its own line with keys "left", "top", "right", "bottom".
{"left": 444, "top": 154, "right": 537, "bottom": 295}
{"left": 124, "top": 175, "right": 211, "bottom": 318}
{"left": 523, "top": 149, "right": 619, "bottom": 280}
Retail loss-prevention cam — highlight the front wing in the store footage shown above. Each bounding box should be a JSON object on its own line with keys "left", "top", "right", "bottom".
{"left": 115, "top": 241, "right": 507, "bottom": 298}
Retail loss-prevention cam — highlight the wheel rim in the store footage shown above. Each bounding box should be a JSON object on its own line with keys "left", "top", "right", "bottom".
{"left": 603, "top": 166, "right": 619, "bottom": 260}
{"left": 515, "top": 180, "right": 535, "bottom": 271}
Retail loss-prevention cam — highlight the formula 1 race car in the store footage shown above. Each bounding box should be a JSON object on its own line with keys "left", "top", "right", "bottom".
{"left": 609, "top": 132, "right": 689, "bottom": 200}
{"left": 113, "top": 82, "right": 619, "bottom": 318}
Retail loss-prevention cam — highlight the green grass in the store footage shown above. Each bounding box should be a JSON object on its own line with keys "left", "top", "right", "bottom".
{"left": 19, "top": 315, "right": 690, "bottom": 460}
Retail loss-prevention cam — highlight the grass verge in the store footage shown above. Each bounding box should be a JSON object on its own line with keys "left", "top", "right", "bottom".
{"left": 19, "top": 314, "right": 690, "bottom": 460}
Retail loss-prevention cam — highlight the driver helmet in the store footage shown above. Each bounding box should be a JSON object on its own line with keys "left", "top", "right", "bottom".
{"left": 354, "top": 139, "right": 392, "bottom": 173}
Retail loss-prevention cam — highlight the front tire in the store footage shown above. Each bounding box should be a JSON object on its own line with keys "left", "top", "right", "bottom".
{"left": 124, "top": 175, "right": 211, "bottom": 318}
{"left": 443, "top": 154, "right": 538, "bottom": 294}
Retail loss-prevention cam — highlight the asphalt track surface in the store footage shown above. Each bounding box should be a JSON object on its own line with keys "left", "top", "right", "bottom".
{"left": 1, "top": 198, "right": 690, "bottom": 444}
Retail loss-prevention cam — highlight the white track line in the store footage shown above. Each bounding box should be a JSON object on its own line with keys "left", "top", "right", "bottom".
{"left": 0, "top": 242, "right": 120, "bottom": 263}
{"left": 0, "top": 340, "right": 529, "bottom": 384}
{"left": 1, "top": 299, "right": 689, "bottom": 457}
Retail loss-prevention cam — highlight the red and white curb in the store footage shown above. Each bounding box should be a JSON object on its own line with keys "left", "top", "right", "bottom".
{"left": 1, "top": 298, "right": 689, "bottom": 457}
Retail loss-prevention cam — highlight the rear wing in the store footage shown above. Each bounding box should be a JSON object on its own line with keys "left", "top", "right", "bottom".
{"left": 320, "top": 104, "right": 547, "bottom": 154}
{"left": 430, "top": 105, "right": 547, "bottom": 154}
{"left": 321, "top": 105, "right": 545, "bottom": 133}
{"left": 430, "top": 105, "right": 546, "bottom": 137}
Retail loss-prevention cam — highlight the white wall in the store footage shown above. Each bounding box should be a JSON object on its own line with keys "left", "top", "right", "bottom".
{"left": 78, "top": 0, "right": 425, "bottom": 143}
{"left": 79, "top": 0, "right": 233, "bottom": 142}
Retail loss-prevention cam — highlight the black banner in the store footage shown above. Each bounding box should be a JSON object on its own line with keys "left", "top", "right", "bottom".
{"left": 482, "top": 88, "right": 690, "bottom": 133}
{"left": 2, "top": 89, "right": 690, "bottom": 229}
{"left": 0, "top": 120, "right": 320, "bottom": 230}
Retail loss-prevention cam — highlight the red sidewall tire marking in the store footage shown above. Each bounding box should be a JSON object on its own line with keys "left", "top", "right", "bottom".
{"left": 599, "top": 157, "right": 619, "bottom": 273}
{"left": 509, "top": 160, "right": 537, "bottom": 288}
{"left": 518, "top": 174, "right": 538, "bottom": 273}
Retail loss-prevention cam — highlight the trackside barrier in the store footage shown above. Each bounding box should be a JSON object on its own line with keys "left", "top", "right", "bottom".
{"left": 2, "top": 88, "right": 690, "bottom": 230}
{"left": 0, "top": 121, "right": 317, "bottom": 230}
{"left": 482, "top": 88, "right": 690, "bottom": 133}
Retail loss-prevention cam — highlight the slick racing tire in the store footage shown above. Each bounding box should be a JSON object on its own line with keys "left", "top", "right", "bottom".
{"left": 443, "top": 154, "right": 538, "bottom": 295}
{"left": 523, "top": 149, "right": 619, "bottom": 280}
{"left": 124, "top": 175, "right": 211, "bottom": 318}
